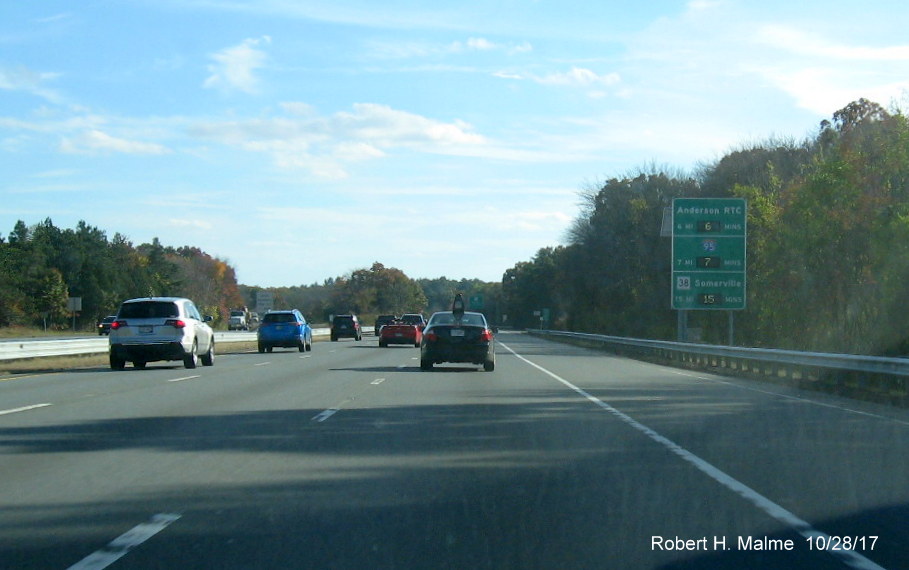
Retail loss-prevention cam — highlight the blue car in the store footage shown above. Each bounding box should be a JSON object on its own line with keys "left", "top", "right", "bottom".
{"left": 257, "top": 309, "right": 313, "bottom": 353}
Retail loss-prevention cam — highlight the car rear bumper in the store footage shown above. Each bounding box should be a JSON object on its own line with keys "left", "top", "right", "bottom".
{"left": 421, "top": 342, "right": 491, "bottom": 364}
{"left": 332, "top": 330, "right": 359, "bottom": 337}
{"left": 382, "top": 335, "right": 418, "bottom": 345}
{"left": 258, "top": 334, "right": 305, "bottom": 348}
{"left": 111, "top": 341, "right": 186, "bottom": 362}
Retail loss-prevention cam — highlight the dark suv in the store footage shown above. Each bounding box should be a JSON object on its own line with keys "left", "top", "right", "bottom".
{"left": 374, "top": 314, "right": 397, "bottom": 336}
{"left": 331, "top": 314, "right": 361, "bottom": 341}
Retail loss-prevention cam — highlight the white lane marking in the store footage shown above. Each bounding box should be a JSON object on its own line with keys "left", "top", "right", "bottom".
{"left": 668, "top": 369, "right": 909, "bottom": 427}
{"left": 0, "top": 403, "right": 52, "bottom": 416}
{"left": 167, "top": 375, "right": 200, "bottom": 383}
{"left": 254, "top": 362, "right": 271, "bottom": 367}
{"left": 67, "top": 513, "right": 181, "bottom": 570}
{"left": 499, "top": 341, "right": 886, "bottom": 570}
{"left": 300, "top": 355, "right": 312, "bottom": 359}
{"left": 396, "top": 364, "right": 407, "bottom": 369}
{"left": 312, "top": 408, "right": 339, "bottom": 422}
{"left": 371, "top": 378, "right": 386, "bottom": 385}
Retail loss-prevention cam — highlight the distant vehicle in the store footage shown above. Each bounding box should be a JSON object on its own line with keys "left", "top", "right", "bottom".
{"left": 374, "top": 314, "right": 397, "bottom": 336}
{"left": 400, "top": 313, "right": 427, "bottom": 330}
{"left": 331, "top": 314, "right": 361, "bottom": 341}
{"left": 109, "top": 297, "right": 214, "bottom": 370}
{"left": 228, "top": 307, "right": 251, "bottom": 330}
{"left": 420, "top": 295, "right": 495, "bottom": 371}
{"left": 379, "top": 318, "right": 423, "bottom": 348}
{"left": 257, "top": 310, "right": 312, "bottom": 353}
{"left": 97, "top": 315, "right": 116, "bottom": 336}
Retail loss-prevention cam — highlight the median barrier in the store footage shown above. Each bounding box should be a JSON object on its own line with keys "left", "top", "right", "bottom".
{"left": 0, "top": 328, "right": 339, "bottom": 362}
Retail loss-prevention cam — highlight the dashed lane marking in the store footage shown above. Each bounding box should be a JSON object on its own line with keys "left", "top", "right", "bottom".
{"left": 66, "top": 513, "right": 181, "bottom": 570}
{"left": 0, "top": 403, "right": 52, "bottom": 416}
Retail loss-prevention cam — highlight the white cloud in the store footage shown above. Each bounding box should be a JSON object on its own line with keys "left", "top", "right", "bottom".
{"left": 168, "top": 218, "right": 213, "bottom": 230}
{"left": 204, "top": 36, "right": 271, "bottom": 94}
{"left": 189, "top": 102, "right": 488, "bottom": 177}
{"left": 534, "top": 67, "right": 621, "bottom": 88}
{"left": 59, "top": 130, "right": 171, "bottom": 155}
{"left": 0, "top": 65, "right": 64, "bottom": 104}
{"left": 756, "top": 25, "right": 909, "bottom": 62}
{"left": 687, "top": 0, "right": 724, "bottom": 10}
{"left": 449, "top": 37, "right": 496, "bottom": 52}
{"left": 368, "top": 37, "right": 532, "bottom": 59}
{"left": 746, "top": 25, "right": 909, "bottom": 114}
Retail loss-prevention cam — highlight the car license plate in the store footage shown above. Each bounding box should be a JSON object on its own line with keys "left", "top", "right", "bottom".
{"left": 395, "top": 332, "right": 403, "bottom": 337}
{"left": 276, "top": 325, "right": 284, "bottom": 331}
{"left": 139, "top": 325, "right": 153, "bottom": 334}
{"left": 450, "top": 329, "right": 465, "bottom": 337}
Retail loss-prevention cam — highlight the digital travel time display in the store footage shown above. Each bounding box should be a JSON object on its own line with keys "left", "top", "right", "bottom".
{"left": 697, "top": 220, "right": 722, "bottom": 233}
{"left": 696, "top": 256, "right": 722, "bottom": 269}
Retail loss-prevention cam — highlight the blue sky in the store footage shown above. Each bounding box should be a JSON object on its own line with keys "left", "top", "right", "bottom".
{"left": 3, "top": 1, "right": 909, "bottom": 287}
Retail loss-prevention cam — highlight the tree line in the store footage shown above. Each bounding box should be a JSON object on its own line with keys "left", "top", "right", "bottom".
{"left": 0, "top": 219, "right": 245, "bottom": 330}
{"left": 0, "top": 223, "right": 498, "bottom": 331}
{"left": 239, "top": 263, "right": 500, "bottom": 325}
{"left": 501, "top": 98, "right": 909, "bottom": 355}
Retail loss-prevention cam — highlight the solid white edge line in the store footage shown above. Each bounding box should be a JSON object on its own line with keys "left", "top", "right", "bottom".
{"left": 0, "top": 403, "right": 52, "bottom": 416}
{"left": 66, "top": 513, "right": 181, "bottom": 570}
{"left": 499, "top": 340, "right": 886, "bottom": 570}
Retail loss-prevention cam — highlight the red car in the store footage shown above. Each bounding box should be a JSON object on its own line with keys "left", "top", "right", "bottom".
{"left": 379, "top": 314, "right": 425, "bottom": 347}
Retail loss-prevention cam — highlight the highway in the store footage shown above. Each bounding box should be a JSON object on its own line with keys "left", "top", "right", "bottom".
{"left": 1, "top": 331, "right": 907, "bottom": 569}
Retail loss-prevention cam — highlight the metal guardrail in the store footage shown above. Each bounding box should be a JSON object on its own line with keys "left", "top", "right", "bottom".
{"left": 0, "top": 328, "right": 336, "bottom": 361}
{"left": 529, "top": 329, "right": 909, "bottom": 405}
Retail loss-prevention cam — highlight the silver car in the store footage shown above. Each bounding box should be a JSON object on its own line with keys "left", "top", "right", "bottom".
{"left": 108, "top": 297, "right": 215, "bottom": 369}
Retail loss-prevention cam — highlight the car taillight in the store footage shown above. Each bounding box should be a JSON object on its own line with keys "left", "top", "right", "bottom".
{"left": 165, "top": 319, "right": 186, "bottom": 329}
{"left": 479, "top": 329, "right": 493, "bottom": 341}
{"left": 111, "top": 320, "right": 126, "bottom": 330}
{"left": 426, "top": 331, "right": 439, "bottom": 342}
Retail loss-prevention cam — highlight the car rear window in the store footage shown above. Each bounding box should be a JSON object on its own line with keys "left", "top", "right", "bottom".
{"left": 263, "top": 313, "right": 296, "bottom": 323}
{"left": 429, "top": 313, "right": 486, "bottom": 327}
{"left": 119, "top": 301, "right": 179, "bottom": 319}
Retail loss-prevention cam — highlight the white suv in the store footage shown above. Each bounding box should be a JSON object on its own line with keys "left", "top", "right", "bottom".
{"left": 109, "top": 297, "right": 215, "bottom": 369}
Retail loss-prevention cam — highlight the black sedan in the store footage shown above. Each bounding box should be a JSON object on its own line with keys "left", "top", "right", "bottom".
{"left": 420, "top": 309, "right": 495, "bottom": 372}
{"left": 97, "top": 315, "right": 116, "bottom": 335}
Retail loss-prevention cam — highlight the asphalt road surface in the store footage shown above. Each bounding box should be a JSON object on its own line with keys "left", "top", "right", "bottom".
{"left": 1, "top": 331, "right": 907, "bottom": 569}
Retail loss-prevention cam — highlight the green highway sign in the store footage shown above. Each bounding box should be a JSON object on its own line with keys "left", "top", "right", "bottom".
{"left": 672, "top": 198, "right": 747, "bottom": 310}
